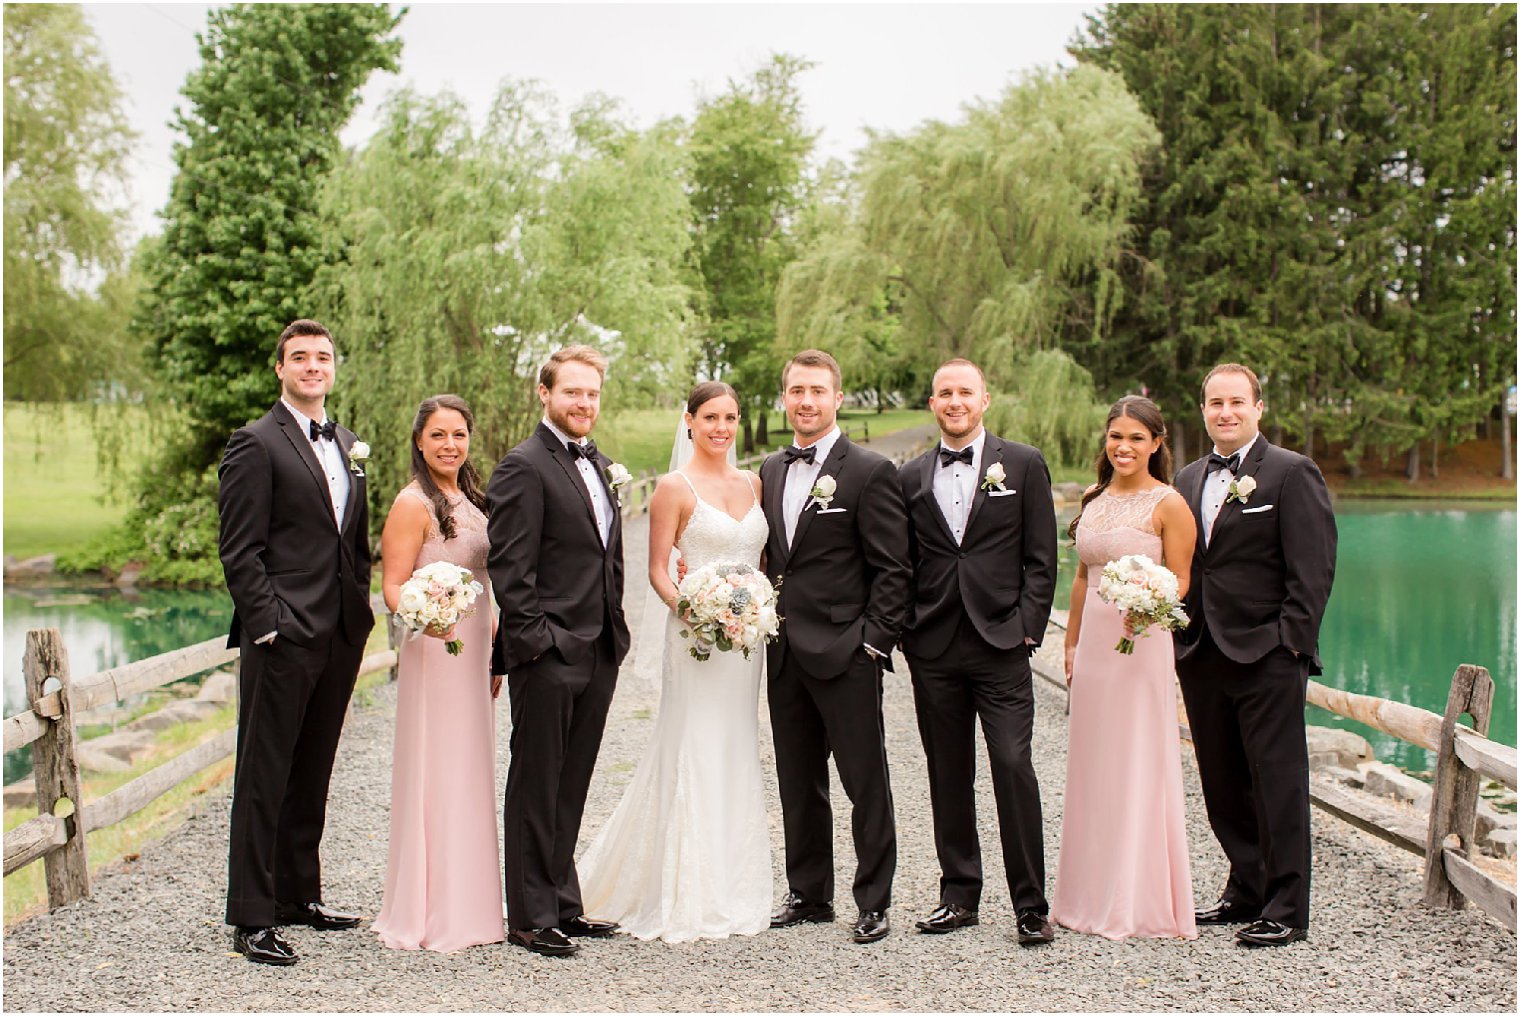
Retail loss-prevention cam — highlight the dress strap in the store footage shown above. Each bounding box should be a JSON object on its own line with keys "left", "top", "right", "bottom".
{"left": 744, "top": 470, "right": 760, "bottom": 508}
{"left": 673, "top": 470, "right": 699, "bottom": 498}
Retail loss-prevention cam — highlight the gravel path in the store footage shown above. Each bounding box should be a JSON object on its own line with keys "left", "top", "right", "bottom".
{"left": 4, "top": 448, "right": 1515, "bottom": 1011}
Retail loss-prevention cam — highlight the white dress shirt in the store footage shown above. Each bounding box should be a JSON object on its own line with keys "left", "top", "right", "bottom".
{"left": 1202, "top": 432, "right": 1259, "bottom": 545}
{"left": 543, "top": 417, "right": 610, "bottom": 547}
{"left": 782, "top": 426, "right": 842, "bottom": 547}
{"left": 281, "top": 398, "right": 350, "bottom": 529}
{"left": 932, "top": 428, "right": 986, "bottom": 546}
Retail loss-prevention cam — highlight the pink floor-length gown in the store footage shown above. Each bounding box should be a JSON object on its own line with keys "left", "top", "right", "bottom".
{"left": 1051, "top": 485, "right": 1197, "bottom": 940}
{"left": 373, "top": 486, "right": 504, "bottom": 952}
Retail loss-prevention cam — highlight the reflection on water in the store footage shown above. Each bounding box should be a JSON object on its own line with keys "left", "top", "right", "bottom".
{"left": 1055, "top": 499, "right": 1515, "bottom": 770}
{"left": 3, "top": 586, "right": 231, "bottom": 784}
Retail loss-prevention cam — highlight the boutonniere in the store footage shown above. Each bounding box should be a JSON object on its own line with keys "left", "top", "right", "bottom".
{"left": 1225, "top": 474, "right": 1257, "bottom": 505}
{"left": 808, "top": 474, "right": 837, "bottom": 510}
{"left": 606, "top": 462, "right": 631, "bottom": 499}
{"left": 347, "top": 440, "right": 370, "bottom": 477}
{"left": 980, "top": 461, "right": 1007, "bottom": 492}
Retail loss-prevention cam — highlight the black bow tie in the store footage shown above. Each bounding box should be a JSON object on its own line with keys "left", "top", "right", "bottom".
{"left": 938, "top": 446, "right": 974, "bottom": 468}
{"left": 568, "top": 439, "right": 598, "bottom": 461}
{"left": 783, "top": 445, "right": 816, "bottom": 466}
{"left": 1206, "top": 451, "right": 1241, "bottom": 475}
{"left": 309, "top": 420, "right": 337, "bottom": 442}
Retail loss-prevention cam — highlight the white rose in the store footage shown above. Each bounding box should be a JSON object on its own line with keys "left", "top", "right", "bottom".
{"left": 607, "top": 462, "right": 632, "bottom": 488}
{"left": 349, "top": 440, "right": 370, "bottom": 462}
{"left": 984, "top": 462, "right": 1006, "bottom": 485}
{"left": 813, "top": 475, "right": 836, "bottom": 497}
{"left": 398, "top": 586, "right": 428, "bottom": 615}
{"left": 1234, "top": 475, "right": 1258, "bottom": 500}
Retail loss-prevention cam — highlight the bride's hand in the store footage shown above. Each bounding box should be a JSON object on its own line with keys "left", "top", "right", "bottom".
{"left": 674, "top": 551, "right": 688, "bottom": 583}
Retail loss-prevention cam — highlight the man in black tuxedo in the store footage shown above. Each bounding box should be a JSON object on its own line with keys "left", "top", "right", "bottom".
{"left": 1174, "top": 363, "right": 1336, "bottom": 947}
{"left": 761, "top": 349, "right": 912, "bottom": 944}
{"left": 217, "top": 319, "right": 374, "bottom": 965}
{"left": 898, "top": 358, "right": 1059, "bottom": 946}
{"left": 487, "top": 345, "right": 630, "bottom": 957}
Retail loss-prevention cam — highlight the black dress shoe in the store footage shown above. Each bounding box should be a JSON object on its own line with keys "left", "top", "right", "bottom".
{"left": 771, "top": 891, "right": 835, "bottom": 928}
{"left": 562, "top": 915, "right": 619, "bottom": 938}
{"left": 233, "top": 926, "right": 298, "bottom": 966}
{"left": 508, "top": 927, "right": 580, "bottom": 957}
{"left": 275, "top": 901, "right": 362, "bottom": 930}
{"left": 852, "top": 910, "right": 890, "bottom": 943}
{"left": 1235, "top": 920, "right": 1308, "bottom": 947}
{"left": 1195, "top": 899, "right": 1260, "bottom": 925}
{"left": 916, "top": 903, "right": 980, "bottom": 934}
{"left": 1015, "top": 909, "right": 1055, "bottom": 946}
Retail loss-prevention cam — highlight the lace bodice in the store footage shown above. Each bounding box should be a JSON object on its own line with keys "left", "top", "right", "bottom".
{"left": 1074, "top": 485, "right": 1175, "bottom": 568}
{"left": 675, "top": 472, "right": 768, "bottom": 571}
{"left": 396, "top": 484, "right": 490, "bottom": 573}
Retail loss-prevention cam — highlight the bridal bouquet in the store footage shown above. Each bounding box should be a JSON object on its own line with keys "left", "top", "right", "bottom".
{"left": 395, "top": 561, "right": 485, "bottom": 656}
{"left": 1096, "top": 554, "right": 1190, "bottom": 655}
{"left": 675, "top": 563, "right": 780, "bottom": 662}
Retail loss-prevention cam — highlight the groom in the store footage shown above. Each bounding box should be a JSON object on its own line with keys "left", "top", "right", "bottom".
{"left": 487, "top": 344, "right": 630, "bottom": 957}
{"left": 761, "top": 349, "right": 912, "bottom": 944}
{"left": 1174, "top": 362, "right": 1336, "bottom": 947}
{"left": 217, "top": 318, "right": 373, "bottom": 965}
{"left": 898, "top": 358, "right": 1058, "bottom": 945}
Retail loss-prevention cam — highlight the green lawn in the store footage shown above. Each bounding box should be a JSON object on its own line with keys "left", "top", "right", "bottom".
{"left": 594, "top": 405, "right": 932, "bottom": 476}
{"left": 3, "top": 403, "right": 145, "bottom": 560}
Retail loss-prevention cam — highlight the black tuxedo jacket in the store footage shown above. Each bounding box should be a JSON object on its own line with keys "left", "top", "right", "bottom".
{"left": 899, "top": 434, "right": 1058, "bottom": 659}
{"left": 487, "top": 423, "right": 631, "bottom": 672}
{"left": 760, "top": 434, "right": 911, "bottom": 681}
{"left": 1174, "top": 436, "right": 1337, "bottom": 674}
{"left": 217, "top": 402, "right": 374, "bottom": 649}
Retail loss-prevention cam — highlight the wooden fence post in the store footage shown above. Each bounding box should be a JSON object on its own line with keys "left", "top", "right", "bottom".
{"left": 1423, "top": 664, "right": 1494, "bottom": 908}
{"left": 23, "top": 628, "right": 91, "bottom": 908}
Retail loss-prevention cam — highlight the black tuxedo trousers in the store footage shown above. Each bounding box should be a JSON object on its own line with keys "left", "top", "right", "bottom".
{"left": 906, "top": 614, "right": 1047, "bottom": 914}
{"left": 503, "top": 626, "right": 619, "bottom": 929}
{"left": 1177, "top": 626, "right": 1312, "bottom": 927}
{"left": 769, "top": 646, "right": 896, "bottom": 913}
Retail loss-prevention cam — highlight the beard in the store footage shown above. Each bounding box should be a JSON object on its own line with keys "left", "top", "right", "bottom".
{"left": 546, "top": 404, "right": 596, "bottom": 438}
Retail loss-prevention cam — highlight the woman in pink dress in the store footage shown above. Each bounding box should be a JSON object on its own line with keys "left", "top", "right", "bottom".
{"left": 373, "top": 394, "right": 504, "bottom": 951}
{"left": 1052, "top": 395, "right": 1198, "bottom": 940}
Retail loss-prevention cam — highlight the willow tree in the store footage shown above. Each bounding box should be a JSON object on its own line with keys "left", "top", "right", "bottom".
{"left": 317, "top": 85, "right": 696, "bottom": 506}
{"left": 3, "top": 2, "right": 137, "bottom": 401}
{"left": 777, "top": 64, "right": 1158, "bottom": 395}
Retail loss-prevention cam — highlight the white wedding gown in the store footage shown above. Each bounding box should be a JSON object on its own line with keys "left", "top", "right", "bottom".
{"left": 577, "top": 473, "right": 773, "bottom": 942}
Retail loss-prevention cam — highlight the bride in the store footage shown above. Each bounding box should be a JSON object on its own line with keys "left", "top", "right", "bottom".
{"left": 576, "top": 381, "right": 773, "bottom": 942}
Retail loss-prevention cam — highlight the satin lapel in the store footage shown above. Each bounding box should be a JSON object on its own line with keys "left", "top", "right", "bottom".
{"left": 1209, "top": 436, "right": 1270, "bottom": 545}
{"left": 536, "top": 425, "right": 602, "bottom": 547}
{"left": 273, "top": 403, "right": 338, "bottom": 530}
{"left": 337, "top": 430, "right": 361, "bottom": 534}
{"left": 594, "top": 452, "right": 620, "bottom": 549}
{"left": 789, "top": 436, "right": 849, "bottom": 554}
{"left": 1189, "top": 457, "right": 1209, "bottom": 534}
{"left": 961, "top": 434, "right": 1000, "bottom": 537}
{"left": 762, "top": 453, "right": 789, "bottom": 567}
{"left": 917, "top": 449, "right": 956, "bottom": 546}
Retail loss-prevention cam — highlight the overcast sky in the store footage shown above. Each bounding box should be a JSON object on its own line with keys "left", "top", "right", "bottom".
{"left": 83, "top": 2, "right": 1096, "bottom": 242}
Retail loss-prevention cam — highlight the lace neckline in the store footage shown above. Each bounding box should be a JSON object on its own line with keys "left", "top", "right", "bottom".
{"left": 678, "top": 470, "right": 759, "bottom": 526}
{"left": 1103, "top": 484, "right": 1170, "bottom": 498}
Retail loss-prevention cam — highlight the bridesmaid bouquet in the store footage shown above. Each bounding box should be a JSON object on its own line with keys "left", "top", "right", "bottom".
{"left": 1096, "top": 554, "right": 1190, "bottom": 654}
{"left": 395, "top": 561, "right": 485, "bottom": 655}
{"left": 675, "top": 563, "right": 780, "bottom": 662}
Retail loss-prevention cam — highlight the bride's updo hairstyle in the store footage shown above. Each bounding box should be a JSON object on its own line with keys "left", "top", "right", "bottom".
{"left": 410, "top": 394, "right": 487, "bottom": 540}
{"left": 1066, "top": 395, "right": 1172, "bottom": 540}
{"left": 686, "top": 380, "right": 740, "bottom": 417}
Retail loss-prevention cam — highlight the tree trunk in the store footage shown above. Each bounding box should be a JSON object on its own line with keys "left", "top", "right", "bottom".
{"left": 1304, "top": 422, "right": 1315, "bottom": 462}
{"left": 1171, "top": 419, "right": 1187, "bottom": 466}
{"left": 1502, "top": 405, "right": 1514, "bottom": 481}
{"left": 1271, "top": 422, "right": 1284, "bottom": 446}
{"left": 1406, "top": 443, "right": 1421, "bottom": 483}
{"left": 756, "top": 410, "right": 769, "bottom": 449}
{"left": 876, "top": 383, "right": 885, "bottom": 414}
{"left": 1430, "top": 435, "right": 1440, "bottom": 479}
{"left": 742, "top": 417, "right": 754, "bottom": 455}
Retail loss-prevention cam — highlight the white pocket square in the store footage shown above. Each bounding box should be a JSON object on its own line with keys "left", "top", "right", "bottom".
{"left": 1240, "top": 504, "right": 1275, "bottom": 514}
{"left": 987, "top": 489, "right": 1018, "bottom": 497}
{"left": 816, "top": 506, "right": 849, "bottom": 514}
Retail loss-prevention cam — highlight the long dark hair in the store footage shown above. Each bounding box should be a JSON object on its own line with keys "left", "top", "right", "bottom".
{"left": 410, "top": 394, "right": 486, "bottom": 540}
{"left": 1067, "top": 395, "right": 1172, "bottom": 540}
